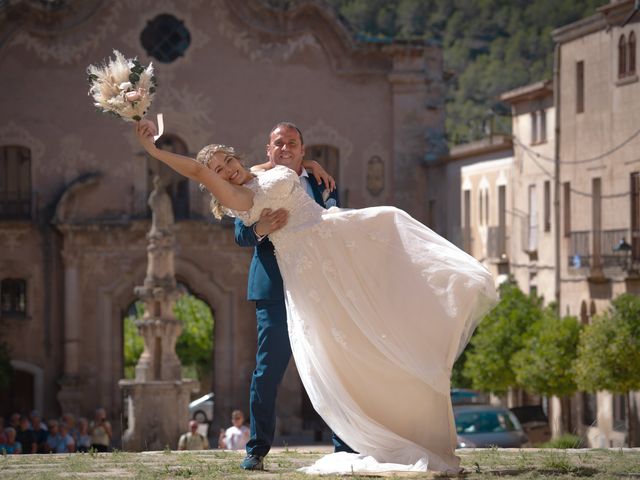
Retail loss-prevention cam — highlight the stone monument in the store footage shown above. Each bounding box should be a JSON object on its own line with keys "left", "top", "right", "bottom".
{"left": 119, "top": 176, "right": 199, "bottom": 451}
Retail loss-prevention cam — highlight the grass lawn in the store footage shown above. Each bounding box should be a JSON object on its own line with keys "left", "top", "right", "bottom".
{"left": 1, "top": 447, "right": 639, "bottom": 479}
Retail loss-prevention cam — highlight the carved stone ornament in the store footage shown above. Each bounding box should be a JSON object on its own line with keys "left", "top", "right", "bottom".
{"left": 366, "top": 155, "right": 385, "bottom": 196}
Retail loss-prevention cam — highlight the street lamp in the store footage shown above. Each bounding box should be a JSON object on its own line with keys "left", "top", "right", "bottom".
{"left": 613, "top": 238, "right": 632, "bottom": 252}
{"left": 612, "top": 237, "right": 632, "bottom": 270}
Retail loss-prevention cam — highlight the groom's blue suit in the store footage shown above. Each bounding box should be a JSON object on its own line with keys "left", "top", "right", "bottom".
{"left": 235, "top": 172, "right": 351, "bottom": 458}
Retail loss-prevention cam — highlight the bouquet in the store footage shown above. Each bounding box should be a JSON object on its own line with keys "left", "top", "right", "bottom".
{"left": 87, "top": 50, "right": 157, "bottom": 122}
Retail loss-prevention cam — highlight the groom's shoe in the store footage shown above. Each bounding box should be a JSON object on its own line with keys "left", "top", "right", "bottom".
{"left": 240, "top": 454, "right": 264, "bottom": 470}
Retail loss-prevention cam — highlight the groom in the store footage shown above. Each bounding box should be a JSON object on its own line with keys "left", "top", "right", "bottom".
{"left": 235, "top": 122, "right": 353, "bottom": 470}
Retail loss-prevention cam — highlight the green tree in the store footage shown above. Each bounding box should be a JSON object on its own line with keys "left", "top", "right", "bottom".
{"left": 511, "top": 311, "right": 581, "bottom": 398}
{"left": 451, "top": 345, "right": 472, "bottom": 389}
{"left": 463, "top": 281, "right": 542, "bottom": 395}
{"left": 123, "top": 303, "right": 145, "bottom": 379}
{"left": 174, "top": 294, "right": 215, "bottom": 381}
{"left": 123, "top": 294, "right": 214, "bottom": 381}
{"left": 574, "top": 294, "right": 640, "bottom": 446}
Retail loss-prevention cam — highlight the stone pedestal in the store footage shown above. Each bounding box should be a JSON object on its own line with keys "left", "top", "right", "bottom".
{"left": 118, "top": 177, "right": 199, "bottom": 451}
{"left": 57, "top": 374, "right": 85, "bottom": 415}
{"left": 119, "top": 379, "right": 199, "bottom": 451}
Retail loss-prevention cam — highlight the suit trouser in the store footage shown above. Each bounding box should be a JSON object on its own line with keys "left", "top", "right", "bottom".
{"left": 246, "top": 299, "right": 355, "bottom": 457}
{"left": 246, "top": 299, "right": 291, "bottom": 457}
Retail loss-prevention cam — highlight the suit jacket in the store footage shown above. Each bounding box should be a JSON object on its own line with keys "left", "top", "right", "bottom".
{"left": 235, "top": 173, "right": 339, "bottom": 301}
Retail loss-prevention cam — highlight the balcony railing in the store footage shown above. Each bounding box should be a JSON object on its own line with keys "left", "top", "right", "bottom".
{"left": 0, "top": 198, "right": 31, "bottom": 220}
{"left": 568, "top": 228, "right": 630, "bottom": 270}
{"left": 487, "top": 225, "right": 507, "bottom": 259}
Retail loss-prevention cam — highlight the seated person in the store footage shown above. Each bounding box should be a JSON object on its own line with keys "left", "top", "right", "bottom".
{"left": 76, "top": 418, "right": 92, "bottom": 453}
{"left": 2, "top": 427, "right": 22, "bottom": 454}
{"left": 16, "top": 416, "right": 37, "bottom": 454}
{"left": 178, "top": 420, "right": 208, "bottom": 450}
{"left": 57, "top": 422, "right": 76, "bottom": 453}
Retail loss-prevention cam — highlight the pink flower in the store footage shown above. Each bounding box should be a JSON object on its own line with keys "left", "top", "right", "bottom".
{"left": 125, "top": 90, "right": 141, "bottom": 102}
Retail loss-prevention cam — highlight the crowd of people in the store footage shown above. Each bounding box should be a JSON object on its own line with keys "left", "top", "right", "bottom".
{"left": 2, "top": 407, "right": 251, "bottom": 454}
{"left": 0, "top": 408, "right": 112, "bottom": 455}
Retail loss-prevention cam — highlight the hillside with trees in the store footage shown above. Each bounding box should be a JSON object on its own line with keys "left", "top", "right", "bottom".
{"left": 265, "top": 0, "right": 607, "bottom": 145}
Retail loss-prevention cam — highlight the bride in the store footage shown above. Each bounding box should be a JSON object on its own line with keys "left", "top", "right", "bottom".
{"left": 134, "top": 121, "right": 497, "bottom": 474}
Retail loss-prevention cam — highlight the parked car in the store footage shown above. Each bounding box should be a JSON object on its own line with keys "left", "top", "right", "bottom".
{"left": 189, "top": 392, "right": 214, "bottom": 423}
{"left": 509, "top": 405, "right": 551, "bottom": 445}
{"left": 454, "top": 404, "right": 528, "bottom": 448}
{"left": 451, "top": 388, "right": 489, "bottom": 405}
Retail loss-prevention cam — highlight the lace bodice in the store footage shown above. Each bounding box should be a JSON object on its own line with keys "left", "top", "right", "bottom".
{"left": 231, "top": 165, "right": 326, "bottom": 246}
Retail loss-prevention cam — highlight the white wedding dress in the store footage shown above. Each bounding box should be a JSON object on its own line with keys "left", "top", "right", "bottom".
{"left": 231, "top": 166, "right": 497, "bottom": 474}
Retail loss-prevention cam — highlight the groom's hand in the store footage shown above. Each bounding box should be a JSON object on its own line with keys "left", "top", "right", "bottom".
{"left": 255, "top": 208, "right": 289, "bottom": 237}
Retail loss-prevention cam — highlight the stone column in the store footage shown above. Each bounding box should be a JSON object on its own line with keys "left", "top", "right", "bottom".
{"left": 62, "top": 247, "right": 81, "bottom": 375}
{"left": 57, "top": 245, "right": 85, "bottom": 414}
{"left": 386, "top": 43, "right": 445, "bottom": 225}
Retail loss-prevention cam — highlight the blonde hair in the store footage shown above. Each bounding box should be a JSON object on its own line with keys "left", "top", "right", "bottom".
{"left": 196, "top": 144, "right": 241, "bottom": 220}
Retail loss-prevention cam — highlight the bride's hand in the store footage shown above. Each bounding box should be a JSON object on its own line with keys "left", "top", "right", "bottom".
{"left": 303, "top": 160, "right": 336, "bottom": 191}
{"left": 135, "top": 120, "right": 157, "bottom": 151}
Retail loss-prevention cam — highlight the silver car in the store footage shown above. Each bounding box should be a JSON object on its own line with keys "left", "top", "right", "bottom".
{"left": 454, "top": 404, "right": 528, "bottom": 448}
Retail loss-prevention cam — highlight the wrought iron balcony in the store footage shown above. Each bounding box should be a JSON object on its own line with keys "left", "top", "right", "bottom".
{"left": 567, "top": 229, "right": 632, "bottom": 271}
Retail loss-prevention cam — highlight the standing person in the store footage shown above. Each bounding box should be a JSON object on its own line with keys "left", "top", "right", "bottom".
{"left": 178, "top": 420, "right": 208, "bottom": 451}
{"left": 134, "top": 121, "right": 497, "bottom": 474}
{"left": 89, "top": 408, "right": 112, "bottom": 452}
{"left": 218, "top": 409, "right": 250, "bottom": 450}
{"left": 234, "top": 123, "right": 350, "bottom": 471}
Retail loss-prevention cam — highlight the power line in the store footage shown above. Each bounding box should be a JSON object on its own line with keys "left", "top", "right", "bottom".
{"left": 513, "top": 125, "right": 640, "bottom": 165}
{"left": 521, "top": 148, "right": 630, "bottom": 199}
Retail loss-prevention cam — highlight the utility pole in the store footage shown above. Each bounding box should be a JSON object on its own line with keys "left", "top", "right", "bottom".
{"left": 553, "top": 42, "right": 561, "bottom": 317}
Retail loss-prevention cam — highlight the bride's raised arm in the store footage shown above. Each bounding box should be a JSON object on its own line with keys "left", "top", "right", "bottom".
{"left": 135, "top": 121, "right": 254, "bottom": 212}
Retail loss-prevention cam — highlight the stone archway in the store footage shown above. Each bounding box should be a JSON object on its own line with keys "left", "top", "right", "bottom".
{"left": 121, "top": 278, "right": 217, "bottom": 394}
{"left": 99, "top": 255, "right": 237, "bottom": 428}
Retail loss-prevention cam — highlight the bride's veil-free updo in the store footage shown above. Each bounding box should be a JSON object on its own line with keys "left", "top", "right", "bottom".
{"left": 196, "top": 143, "right": 244, "bottom": 220}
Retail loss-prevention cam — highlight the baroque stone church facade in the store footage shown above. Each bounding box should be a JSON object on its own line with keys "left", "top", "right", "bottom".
{"left": 0, "top": 0, "right": 445, "bottom": 439}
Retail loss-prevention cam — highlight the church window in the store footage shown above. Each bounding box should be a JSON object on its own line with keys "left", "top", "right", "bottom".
{"left": 141, "top": 14, "right": 191, "bottom": 63}
{"left": 1, "top": 278, "right": 26, "bottom": 317}
{"left": 0, "top": 146, "right": 31, "bottom": 220}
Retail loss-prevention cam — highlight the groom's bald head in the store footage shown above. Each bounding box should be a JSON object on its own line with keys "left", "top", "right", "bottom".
{"left": 268, "top": 122, "right": 304, "bottom": 145}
